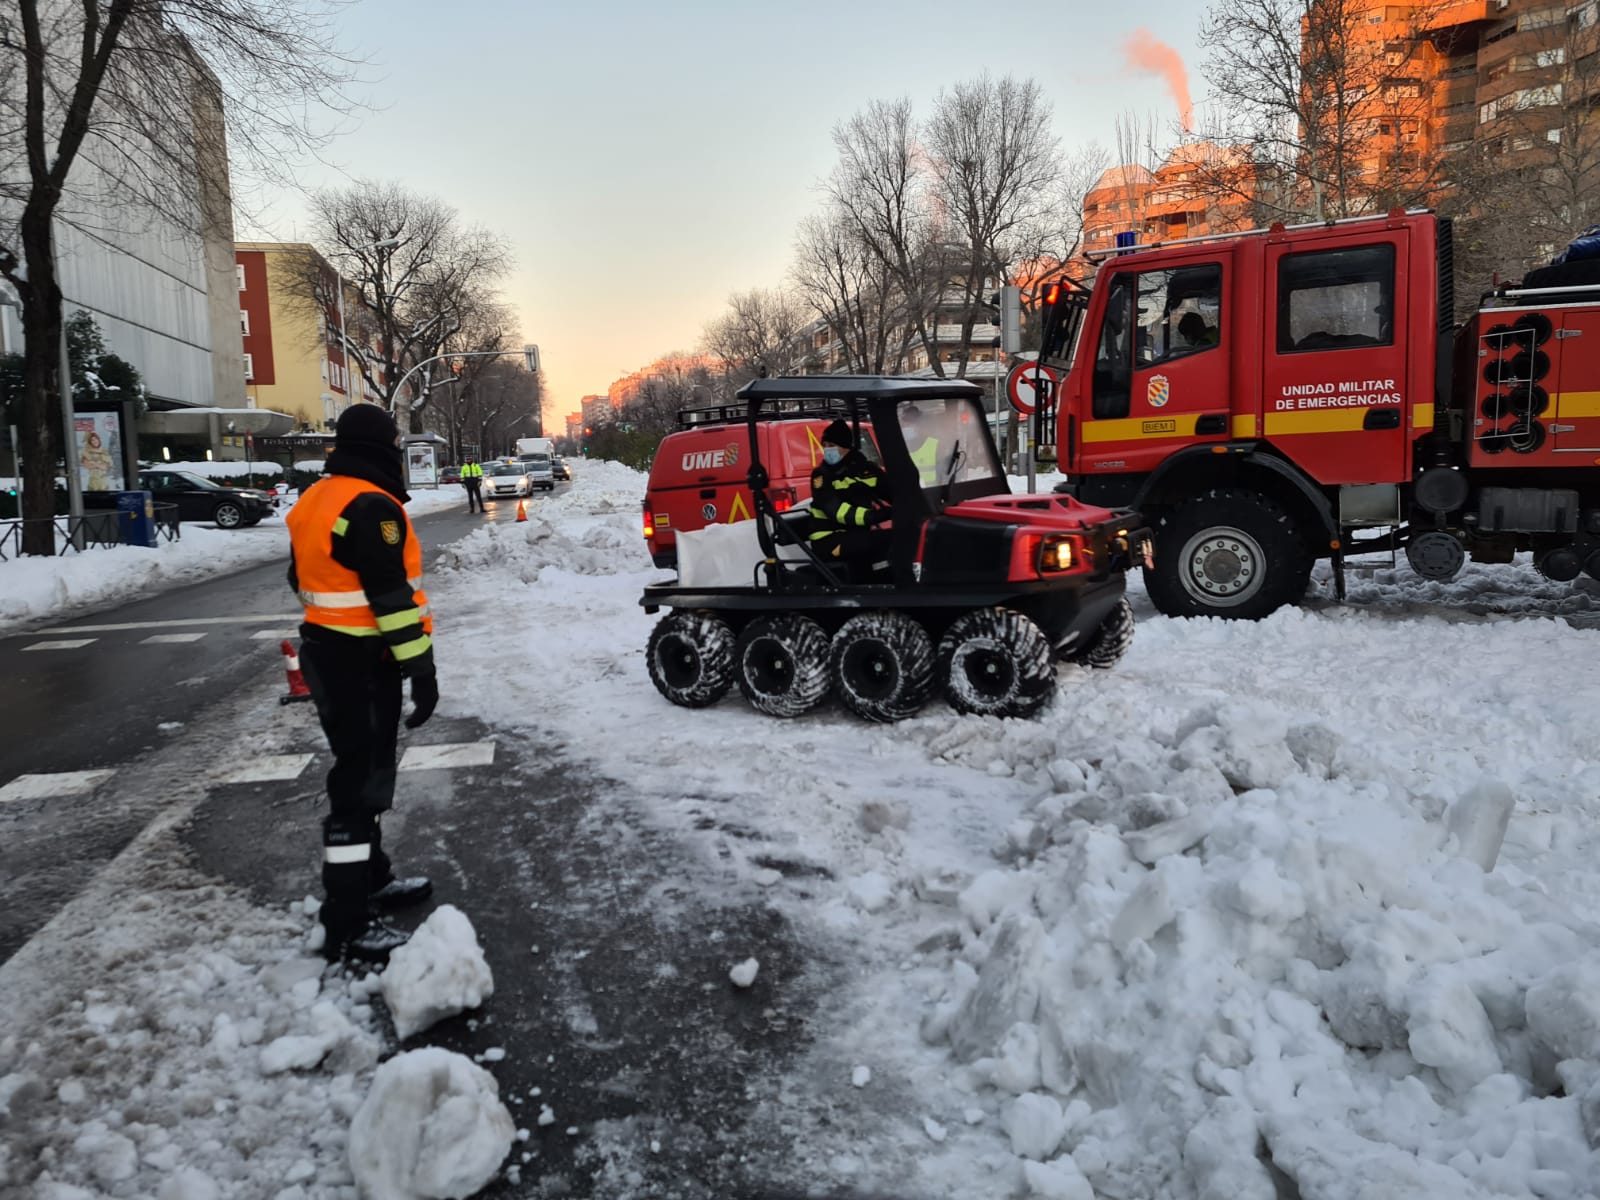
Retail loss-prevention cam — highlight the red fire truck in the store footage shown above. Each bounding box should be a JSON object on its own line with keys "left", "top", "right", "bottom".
{"left": 1035, "top": 209, "right": 1600, "bottom": 619}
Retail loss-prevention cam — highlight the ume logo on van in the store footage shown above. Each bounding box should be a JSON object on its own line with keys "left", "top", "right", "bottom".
{"left": 682, "top": 442, "right": 741, "bottom": 471}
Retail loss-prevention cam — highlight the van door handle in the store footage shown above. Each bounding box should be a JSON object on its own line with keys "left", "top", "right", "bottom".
{"left": 700, "top": 489, "right": 716, "bottom": 499}
{"left": 1194, "top": 413, "right": 1228, "bottom": 435}
{"left": 1363, "top": 408, "right": 1401, "bottom": 431}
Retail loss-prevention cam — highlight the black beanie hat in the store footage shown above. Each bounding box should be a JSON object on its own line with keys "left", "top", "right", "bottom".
{"left": 335, "top": 403, "right": 399, "bottom": 449}
{"left": 820, "top": 418, "right": 853, "bottom": 448}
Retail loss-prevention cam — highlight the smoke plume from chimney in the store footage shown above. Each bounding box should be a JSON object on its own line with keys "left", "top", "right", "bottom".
{"left": 1122, "top": 29, "right": 1194, "bottom": 132}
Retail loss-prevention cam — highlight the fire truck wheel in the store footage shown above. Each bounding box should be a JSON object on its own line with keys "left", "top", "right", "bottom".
{"left": 1065, "top": 597, "right": 1135, "bottom": 670}
{"left": 938, "top": 608, "right": 1056, "bottom": 719}
{"left": 647, "top": 610, "right": 735, "bottom": 708}
{"left": 735, "top": 615, "right": 830, "bottom": 717}
{"left": 830, "top": 612, "right": 935, "bottom": 723}
{"left": 1146, "top": 490, "right": 1311, "bottom": 620}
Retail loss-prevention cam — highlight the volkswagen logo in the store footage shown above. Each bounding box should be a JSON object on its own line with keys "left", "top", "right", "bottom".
{"left": 701, "top": 503, "right": 717, "bottom": 521}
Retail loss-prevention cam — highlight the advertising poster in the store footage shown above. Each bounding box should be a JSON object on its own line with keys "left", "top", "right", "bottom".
{"left": 75, "top": 412, "right": 123, "bottom": 492}
{"left": 406, "top": 442, "right": 438, "bottom": 487}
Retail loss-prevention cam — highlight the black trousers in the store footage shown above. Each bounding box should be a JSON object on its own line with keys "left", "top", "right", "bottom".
{"left": 464, "top": 479, "right": 483, "bottom": 512}
{"left": 300, "top": 632, "right": 402, "bottom": 941}
{"left": 813, "top": 528, "right": 891, "bottom": 570}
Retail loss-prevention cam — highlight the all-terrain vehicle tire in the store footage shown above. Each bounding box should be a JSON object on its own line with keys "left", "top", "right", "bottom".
{"left": 1065, "top": 597, "right": 1135, "bottom": 669}
{"left": 647, "top": 610, "right": 735, "bottom": 708}
{"left": 829, "top": 612, "right": 935, "bottom": 723}
{"left": 938, "top": 608, "right": 1055, "bottom": 718}
{"left": 736, "top": 615, "right": 830, "bottom": 717}
{"left": 1143, "top": 489, "right": 1312, "bottom": 620}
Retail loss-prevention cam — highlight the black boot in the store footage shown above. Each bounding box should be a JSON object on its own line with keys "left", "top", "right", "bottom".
{"left": 328, "top": 918, "right": 410, "bottom": 964}
{"left": 370, "top": 876, "right": 433, "bottom": 908}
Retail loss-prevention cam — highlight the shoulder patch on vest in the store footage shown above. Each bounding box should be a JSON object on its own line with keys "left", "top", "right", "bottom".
{"left": 380, "top": 520, "right": 401, "bottom": 545}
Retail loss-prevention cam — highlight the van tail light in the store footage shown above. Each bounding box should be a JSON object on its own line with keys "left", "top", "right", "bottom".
{"left": 642, "top": 499, "right": 654, "bottom": 541}
{"left": 771, "top": 487, "right": 797, "bottom": 512}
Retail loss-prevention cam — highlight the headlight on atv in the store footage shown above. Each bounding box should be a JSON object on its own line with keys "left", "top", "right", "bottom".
{"left": 1039, "top": 535, "right": 1076, "bottom": 572}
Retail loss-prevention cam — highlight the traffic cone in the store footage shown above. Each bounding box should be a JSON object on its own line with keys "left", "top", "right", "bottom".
{"left": 279, "top": 639, "right": 313, "bottom": 706}
{"left": 516, "top": 498, "right": 528, "bottom": 522}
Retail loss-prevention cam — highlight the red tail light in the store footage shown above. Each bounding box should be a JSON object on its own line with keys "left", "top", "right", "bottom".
{"left": 642, "top": 498, "right": 654, "bottom": 540}
{"left": 772, "top": 487, "right": 797, "bottom": 512}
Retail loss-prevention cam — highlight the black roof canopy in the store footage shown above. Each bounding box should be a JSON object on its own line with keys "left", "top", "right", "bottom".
{"left": 735, "top": 375, "right": 985, "bottom": 403}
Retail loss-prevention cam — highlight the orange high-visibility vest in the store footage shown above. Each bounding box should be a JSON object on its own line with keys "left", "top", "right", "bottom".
{"left": 286, "top": 475, "right": 432, "bottom": 636}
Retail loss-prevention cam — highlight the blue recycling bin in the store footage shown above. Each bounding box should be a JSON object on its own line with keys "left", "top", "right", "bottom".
{"left": 116, "top": 490, "right": 157, "bottom": 548}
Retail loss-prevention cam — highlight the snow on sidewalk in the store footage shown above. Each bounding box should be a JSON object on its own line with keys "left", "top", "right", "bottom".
{"left": 0, "top": 486, "right": 466, "bottom": 634}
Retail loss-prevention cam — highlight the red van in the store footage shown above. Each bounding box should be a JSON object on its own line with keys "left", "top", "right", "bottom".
{"left": 643, "top": 401, "right": 879, "bottom": 568}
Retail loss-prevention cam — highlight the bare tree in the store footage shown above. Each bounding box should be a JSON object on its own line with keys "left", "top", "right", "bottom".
{"left": 1198, "top": 0, "right": 1449, "bottom": 221}
{"left": 303, "top": 181, "right": 513, "bottom": 433}
{"left": 423, "top": 296, "right": 517, "bottom": 461}
{"left": 791, "top": 206, "right": 907, "bottom": 374}
{"left": 826, "top": 98, "right": 947, "bottom": 375}
{"left": 701, "top": 287, "right": 808, "bottom": 385}
{"left": 0, "top": 0, "right": 357, "bottom": 552}
{"left": 924, "top": 74, "right": 1063, "bottom": 378}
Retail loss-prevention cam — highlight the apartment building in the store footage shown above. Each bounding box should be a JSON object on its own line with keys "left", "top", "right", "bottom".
{"left": 236, "top": 242, "right": 378, "bottom": 436}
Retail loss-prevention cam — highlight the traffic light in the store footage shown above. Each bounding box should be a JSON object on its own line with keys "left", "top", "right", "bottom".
{"left": 999, "top": 285, "right": 1022, "bottom": 353}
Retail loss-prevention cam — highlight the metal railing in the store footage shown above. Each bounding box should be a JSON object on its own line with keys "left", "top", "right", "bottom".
{"left": 0, "top": 503, "right": 180, "bottom": 562}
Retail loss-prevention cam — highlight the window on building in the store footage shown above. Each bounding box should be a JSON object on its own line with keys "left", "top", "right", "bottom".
{"left": 1513, "top": 134, "right": 1535, "bottom": 150}
{"left": 239, "top": 309, "right": 250, "bottom": 336}
{"left": 1574, "top": 0, "right": 1599, "bottom": 30}
{"left": 1276, "top": 244, "right": 1396, "bottom": 355}
{"left": 243, "top": 353, "right": 254, "bottom": 381}
{"left": 236, "top": 264, "right": 246, "bottom": 291}
{"left": 1549, "top": 127, "right": 1564, "bottom": 143}
{"left": 1521, "top": 7, "right": 1565, "bottom": 30}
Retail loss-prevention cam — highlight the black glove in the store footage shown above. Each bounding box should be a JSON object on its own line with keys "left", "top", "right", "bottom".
{"left": 404, "top": 669, "right": 439, "bottom": 729}
{"left": 867, "top": 508, "right": 892, "bottom": 527}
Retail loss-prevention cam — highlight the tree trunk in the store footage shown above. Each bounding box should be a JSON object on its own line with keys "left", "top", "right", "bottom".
{"left": 18, "top": 211, "right": 64, "bottom": 557}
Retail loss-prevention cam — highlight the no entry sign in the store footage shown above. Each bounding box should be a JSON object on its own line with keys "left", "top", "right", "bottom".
{"left": 1006, "top": 362, "right": 1059, "bottom": 416}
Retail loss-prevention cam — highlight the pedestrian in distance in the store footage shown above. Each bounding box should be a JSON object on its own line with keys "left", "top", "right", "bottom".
{"left": 460, "top": 457, "right": 484, "bottom": 513}
{"left": 807, "top": 418, "right": 892, "bottom": 575}
{"left": 286, "top": 403, "right": 439, "bottom": 964}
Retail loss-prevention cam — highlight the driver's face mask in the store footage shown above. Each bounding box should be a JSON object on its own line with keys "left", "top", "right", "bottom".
{"left": 822, "top": 446, "right": 844, "bottom": 466}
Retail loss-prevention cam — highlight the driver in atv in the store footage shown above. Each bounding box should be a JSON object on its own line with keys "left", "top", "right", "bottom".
{"left": 808, "top": 418, "right": 891, "bottom": 573}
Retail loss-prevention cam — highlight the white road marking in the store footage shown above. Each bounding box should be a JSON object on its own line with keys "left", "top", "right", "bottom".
{"left": 399, "top": 742, "right": 496, "bottom": 772}
{"left": 21, "top": 639, "right": 97, "bottom": 651}
{"left": 250, "top": 629, "right": 300, "bottom": 641}
{"left": 32, "top": 615, "right": 303, "bottom": 635}
{"left": 141, "top": 632, "right": 207, "bottom": 645}
{"left": 220, "top": 754, "right": 315, "bottom": 784}
{"left": 0, "top": 770, "right": 117, "bottom": 803}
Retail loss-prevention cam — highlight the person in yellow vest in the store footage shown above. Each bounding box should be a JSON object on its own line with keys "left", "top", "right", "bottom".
{"left": 286, "top": 404, "right": 439, "bottom": 963}
{"left": 903, "top": 404, "right": 942, "bottom": 487}
{"left": 460, "top": 457, "right": 484, "bottom": 512}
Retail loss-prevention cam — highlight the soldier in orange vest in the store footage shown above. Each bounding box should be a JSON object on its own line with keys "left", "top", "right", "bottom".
{"left": 286, "top": 404, "right": 439, "bottom": 963}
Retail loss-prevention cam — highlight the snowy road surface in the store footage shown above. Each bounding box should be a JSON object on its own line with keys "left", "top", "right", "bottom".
{"left": 4, "top": 461, "right": 1600, "bottom": 1198}
{"left": 0, "top": 493, "right": 543, "bottom": 963}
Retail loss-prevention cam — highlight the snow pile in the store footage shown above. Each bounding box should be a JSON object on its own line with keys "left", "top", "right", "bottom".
{"left": 347, "top": 1047, "right": 514, "bottom": 1200}
{"left": 1327, "top": 552, "right": 1600, "bottom": 618}
{"left": 381, "top": 905, "right": 494, "bottom": 1041}
{"left": 0, "top": 892, "right": 384, "bottom": 1197}
{"left": 912, "top": 682, "right": 1600, "bottom": 1199}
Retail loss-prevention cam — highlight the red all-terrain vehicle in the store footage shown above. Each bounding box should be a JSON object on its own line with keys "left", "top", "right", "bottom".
{"left": 640, "top": 377, "right": 1152, "bottom": 722}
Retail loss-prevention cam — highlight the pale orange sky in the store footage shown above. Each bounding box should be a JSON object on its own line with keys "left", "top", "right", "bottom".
{"left": 240, "top": 0, "right": 1207, "bottom": 428}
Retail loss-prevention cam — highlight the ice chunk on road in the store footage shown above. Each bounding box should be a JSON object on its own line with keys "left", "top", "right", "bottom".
{"left": 1406, "top": 974, "right": 1502, "bottom": 1093}
{"left": 729, "top": 958, "right": 760, "bottom": 988}
{"left": 1003, "top": 1092, "right": 1067, "bottom": 1160}
{"left": 1527, "top": 954, "right": 1600, "bottom": 1061}
{"left": 847, "top": 871, "right": 894, "bottom": 912}
{"left": 1110, "top": 871, "right": 1176, "bottom": 951}
{"left": 348, "top": 1047, "right": 515, "bottom": 1200}
{"left": 381, "top": 905, "right": 494, "bottom": 1040}
{"left": 1021, "top": 1155, "right": 1094, "bottom": 1199}
{"left": 157, "top": 1167, "right": 221, "bottom": 1200}
{"left": 948, "top": 913, "right": 1045, "bottom": 1063}
{"left": 1445, "top": 780, "right": 1515, "bottom": 872}
{"left": 851, "top": 1065, "right": 871, "bottom": 1088}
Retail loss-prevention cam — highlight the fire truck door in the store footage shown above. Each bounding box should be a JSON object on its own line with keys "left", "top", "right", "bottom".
{"left": 1553, "top": 309, "right": 1600, "bottom": 452}
{"left": 1079, "top": 262, "right": 1229, "bottom": 474}
{"left": 1261, "top": 237, "right": 1409, "bottom": 486}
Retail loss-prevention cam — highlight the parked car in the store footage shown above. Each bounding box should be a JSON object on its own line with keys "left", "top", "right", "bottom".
{"left": 551, "top": 456, "right": 572, "bottom": 482}
{"left": 642, "top": 399, "right": 878, "bottom": 569}
{"left": 440, "top": 465, "right": 462, "bottom": 484}
{"left": 482, "top": 460, "right": 534, "bottom": 499}
{"left": 137, "top": 469, "right": 277, "bottom": 529}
